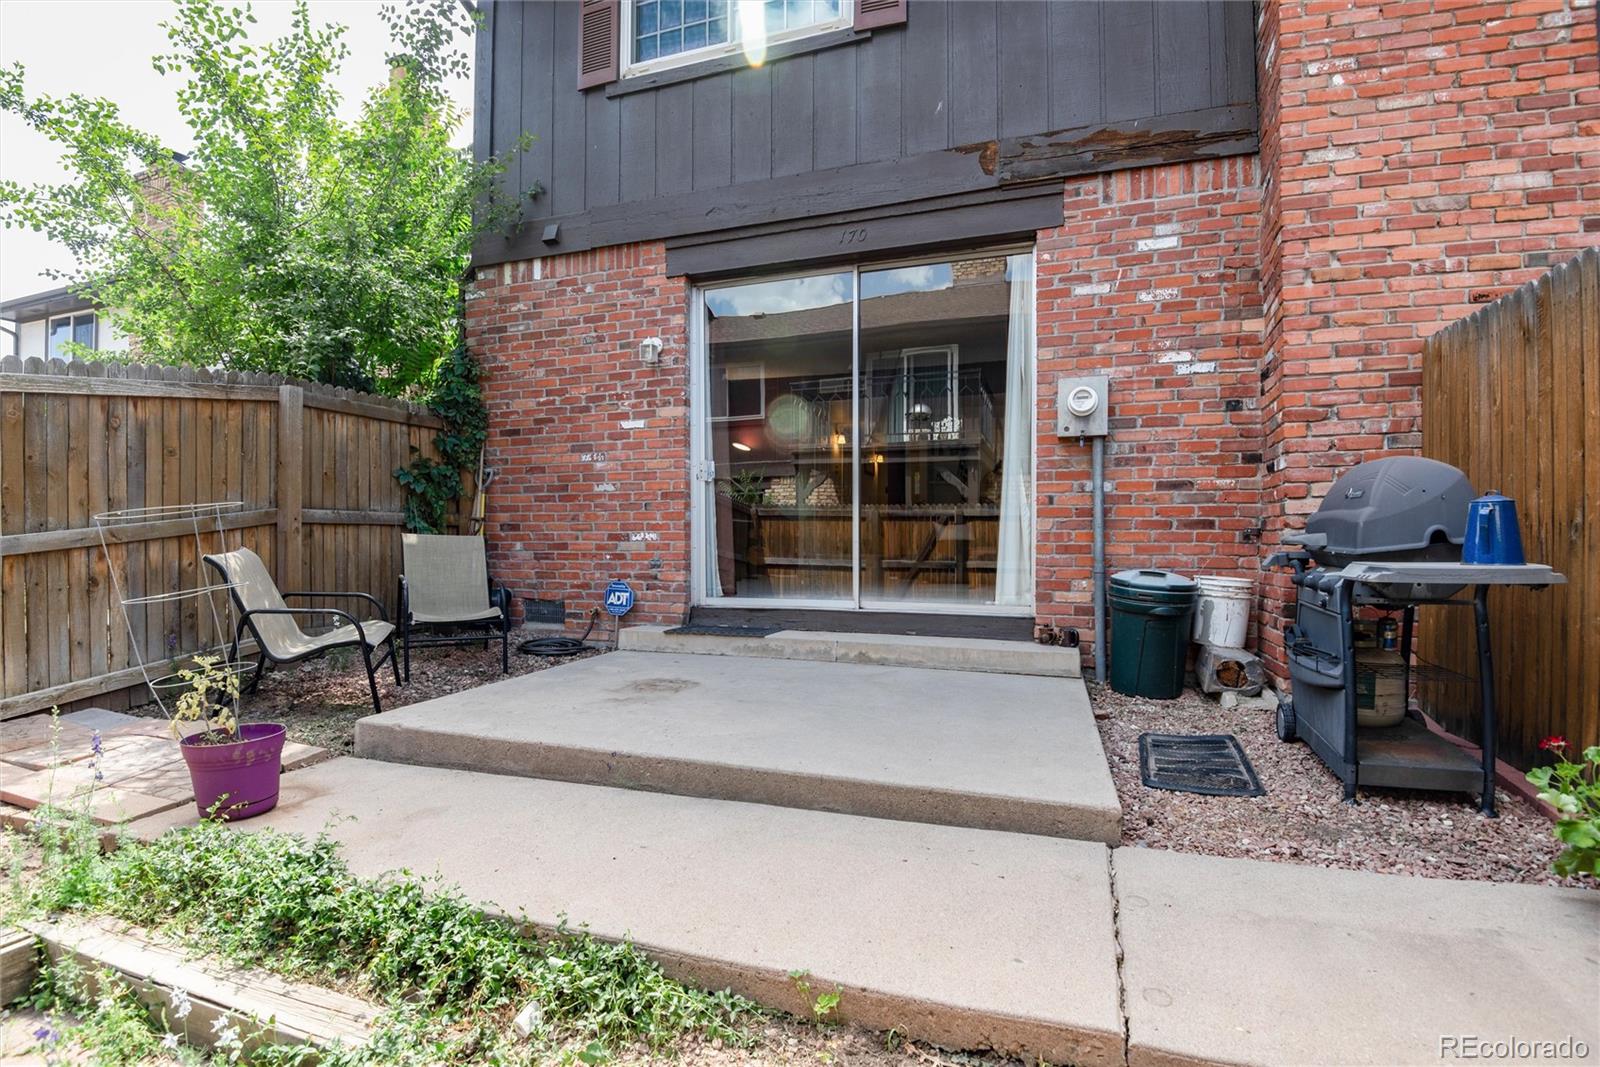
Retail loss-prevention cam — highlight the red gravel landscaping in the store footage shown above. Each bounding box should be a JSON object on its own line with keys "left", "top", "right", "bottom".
{"left": 1091, "top": 683, "right": 1583, "bottom": 888}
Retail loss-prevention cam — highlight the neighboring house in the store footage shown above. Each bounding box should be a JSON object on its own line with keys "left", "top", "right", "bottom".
{"left": 464, "top": 0, "right": 1598, "bottom": 658}
{"left": 1, "top": 286, "right": 129, "bottom": 360}
{"left": 1, "top": 159, "right": 179, "bottom": 362}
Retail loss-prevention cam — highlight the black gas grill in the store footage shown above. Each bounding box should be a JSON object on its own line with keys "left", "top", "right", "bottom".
{"left": 1288, "top": 456, "right": 1475, "bottom": 567}
{"left": 1267, "top": 458, "right": 1565, "bottom": 814}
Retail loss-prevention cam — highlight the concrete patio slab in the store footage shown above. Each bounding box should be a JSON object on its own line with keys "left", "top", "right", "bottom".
{"left": 130, "top": 756, "right": 1126, "bottom": 1067}
{"left": 620, "top": 624, "right": 1081, "bottom": 677}
{"left": 355, "top": 651, "right": 1119, "bottom": 841}
{"left": 1113, "top": 847, "right": 1600, "bottom": 1067}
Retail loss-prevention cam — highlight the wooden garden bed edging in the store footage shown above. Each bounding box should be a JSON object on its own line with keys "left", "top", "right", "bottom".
{"left": 18, "top": 915, "right": 381, "bottom": 1056}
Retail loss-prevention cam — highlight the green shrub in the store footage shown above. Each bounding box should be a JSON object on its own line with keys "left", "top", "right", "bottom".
{"left": 1527, "top": 737, "right": 1600, "bottom": 879}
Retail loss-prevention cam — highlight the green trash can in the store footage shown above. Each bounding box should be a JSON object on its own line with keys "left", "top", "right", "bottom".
{"left": 1109, "top": 569, "right": 1198, "bottom": 699}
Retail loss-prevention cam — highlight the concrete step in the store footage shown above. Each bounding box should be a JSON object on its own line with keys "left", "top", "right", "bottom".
{"left": 129, "top": 757, "right": 1126, "bottom": 1067}
{"left": 619, "top": 624, "right": 1081, "bottom": 678}
{"left": 355, "top": 651, "right": 1120, "bottom": 843}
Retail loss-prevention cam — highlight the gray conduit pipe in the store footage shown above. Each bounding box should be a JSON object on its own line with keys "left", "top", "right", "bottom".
{"left": 1092, "top": 436, "right": 1107, "bottom": 683}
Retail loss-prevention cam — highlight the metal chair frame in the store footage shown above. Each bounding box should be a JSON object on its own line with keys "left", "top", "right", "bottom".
{"left": 204, "top": 556, "right": 401, "bottom": 714}
{"left": 398, "top": 575, "right": 512, "bottom": 681}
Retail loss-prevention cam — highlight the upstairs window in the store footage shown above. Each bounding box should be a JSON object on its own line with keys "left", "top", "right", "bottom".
{"left": 47, "top": 312, "right": 96, "bottom": 358}
{"left": 623, "top": 0, "right": 849, "bottom": 76}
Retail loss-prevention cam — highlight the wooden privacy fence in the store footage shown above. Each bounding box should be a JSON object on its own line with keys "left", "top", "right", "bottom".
{"left": 1421, "top": 247, "right": 1599, "bottom": 770}
{"left": 0, "top": 356, "right": 464, "bottom": 720}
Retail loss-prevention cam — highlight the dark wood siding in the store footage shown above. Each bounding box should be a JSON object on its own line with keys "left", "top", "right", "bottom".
{"left": 474, "top": 0, "right": 1258, "bottom": 267}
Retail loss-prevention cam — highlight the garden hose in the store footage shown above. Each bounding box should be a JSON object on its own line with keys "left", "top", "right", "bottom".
{"left": 516, "top": 611, "right": 597, "bottom": 658}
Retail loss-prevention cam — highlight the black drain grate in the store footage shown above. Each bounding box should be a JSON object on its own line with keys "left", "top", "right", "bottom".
{"left": 1138, "top": 734, "right": 1265, "bottom": 797}
{"left": 664, "top": 624, "right": 780, "bottom": 638}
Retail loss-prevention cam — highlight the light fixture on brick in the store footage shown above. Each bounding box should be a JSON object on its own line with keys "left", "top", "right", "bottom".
{"left": 639, "top": 337, "right": 662, "bottom": 366}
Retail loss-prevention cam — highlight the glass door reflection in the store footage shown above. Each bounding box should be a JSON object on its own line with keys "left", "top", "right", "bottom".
{"left": 857, "top": 255, "right": 1030, "bottom": 607}
{"left": 703, "top": 270, "right": 855, "bottom": 601}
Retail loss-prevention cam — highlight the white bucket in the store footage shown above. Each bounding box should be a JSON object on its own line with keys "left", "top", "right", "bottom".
{"left": 1192, "top": 575, "right": 1255, "bottom": 647}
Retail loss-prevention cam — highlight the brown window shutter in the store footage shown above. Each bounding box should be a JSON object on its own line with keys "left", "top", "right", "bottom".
{"left": 578, "top": 0, "right": 619, "bottom": 90}
{"left": 854, "top": 0, "right": 907, "bottom": 31}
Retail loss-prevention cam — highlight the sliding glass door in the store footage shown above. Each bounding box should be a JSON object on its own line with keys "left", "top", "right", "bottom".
{"left": 701, "top": 270, "right": 856, "bottom": 603}
{"left": 694, "top": 251, "right": 1034, "bottom": 613}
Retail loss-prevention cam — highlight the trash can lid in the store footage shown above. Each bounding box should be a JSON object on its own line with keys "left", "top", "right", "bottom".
{"left": 1110, "top": 569, "right": 1198, "bottom": 593}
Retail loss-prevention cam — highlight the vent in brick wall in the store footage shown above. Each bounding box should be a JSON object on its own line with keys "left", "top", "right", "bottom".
{"left": 522, "top": 598, "right": 567, "bottom": 625}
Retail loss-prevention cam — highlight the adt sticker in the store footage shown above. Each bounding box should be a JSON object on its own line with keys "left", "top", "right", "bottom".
{"left": 604, "top": 580, "right": 635, "bottom": 617}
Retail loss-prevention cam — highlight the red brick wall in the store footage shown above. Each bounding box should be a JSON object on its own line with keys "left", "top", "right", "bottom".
{"left": 469, "top": 166, "right": 1270, "bottom": 640}
{"left": 1255, "top": 0, "right": 1294, "bottom": 659}
{"left": 468, "top": 3, "right": 1595, "bottom": 658}
{"left": 466, "top": 245, "right": 693, "bottom": 627}
{"left": 1256, "top": 0, "right": 1600, "bottom": 664}
{"left": 1034, "top": 157, "right": 1268, "bottom": 640}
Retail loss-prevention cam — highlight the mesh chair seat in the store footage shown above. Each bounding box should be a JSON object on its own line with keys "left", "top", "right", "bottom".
{"left": 202, "top": 546, "right": 400, "bottom": 713}
{"left": 399, "top": 533, "right": 511, "bottom": 679}
{"left": 410, "top": 606, "right": 502, "bottom": 625}
{"left": 272, "top": 619, "right": 395, "bottom": 658}
{"left": 401, "top": 534, "right": 502, "bottom": 624}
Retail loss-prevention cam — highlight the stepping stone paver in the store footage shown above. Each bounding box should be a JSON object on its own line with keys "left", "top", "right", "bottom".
{"left": 61, "top": 708, "right": 153, "bottom": 732}
{"left": 281, "top": 741, "right": 334, "bottom": 772}
{"left": 2, "top": 741, "right": 97, "bottom": 771}
{"left": 96, "top": 736, "right": 187, "bottom": 784}
{"left": 1, "top": 764, "right": 106, "bottom": 806}
{"left": 0, "top": 716, "right": 92, "bottom": 756}
{"left": 1, "top": 710, "right": 328, "bottom": 823}
{"left": 111, "top": 763, "right": 198, "bottom": 802}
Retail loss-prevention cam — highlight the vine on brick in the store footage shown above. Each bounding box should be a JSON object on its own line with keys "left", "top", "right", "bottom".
{"left": 395, "top": 345, "right": 488, "bottom": 533}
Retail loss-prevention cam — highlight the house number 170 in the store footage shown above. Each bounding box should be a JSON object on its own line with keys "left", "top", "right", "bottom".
{"left": 838, "top": 227, "right": 869, "bottom": 246}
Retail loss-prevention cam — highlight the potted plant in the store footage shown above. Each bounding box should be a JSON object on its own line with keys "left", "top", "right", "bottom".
{"left": 173, "top": 655, "right": 287, "bottom": 821}
{"left": 721, "top": 471, "right": 768, "bottom": 582}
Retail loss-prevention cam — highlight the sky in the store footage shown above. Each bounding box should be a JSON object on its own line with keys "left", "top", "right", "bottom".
{"left": 705, "top": 265, "right": 958, "bottom": 319}
{"left": 0, "top": 0, "right": 476, "bottom": 304}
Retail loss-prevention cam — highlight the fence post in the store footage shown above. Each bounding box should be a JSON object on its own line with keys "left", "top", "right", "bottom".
{"left": 277, "top": 384, "right": 304, "bottom": 589}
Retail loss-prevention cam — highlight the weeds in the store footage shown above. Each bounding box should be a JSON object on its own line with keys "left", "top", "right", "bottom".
{"left": 787, "top": 971, "right": 842, "bottom": 1022}
{"left": 7, "top": 810, "right": 758, "bottom": 1064}
{"left": 27, "top": 955, "right": 184, "bottom": 1066}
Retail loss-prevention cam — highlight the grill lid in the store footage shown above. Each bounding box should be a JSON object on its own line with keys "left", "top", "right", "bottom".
{"left": 1290, "top": 457, "right": 1476, "bottom": 561}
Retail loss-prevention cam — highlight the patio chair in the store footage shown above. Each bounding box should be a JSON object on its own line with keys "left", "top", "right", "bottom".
{"left": 398, "top": 533, "right": 512, "bottom": 681}
{"left": 203, "top": 547, "right": 400, "bottom": 714}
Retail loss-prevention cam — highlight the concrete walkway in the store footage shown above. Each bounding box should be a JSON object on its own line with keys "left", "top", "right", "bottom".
{"left": 355, "top": 651, "right": 1120, "bottom": 842}
{"left": 1114, "top": 848, "right": 1599, "bottom": 1067}
{"left": 130, "top": 757, "right": 1600, "bottom": 1067}
{"left": 132, "top": 758, "right": 1126, "bottom": 1067}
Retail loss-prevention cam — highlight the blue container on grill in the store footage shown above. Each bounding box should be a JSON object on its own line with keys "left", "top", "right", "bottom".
{"left": 1462, "top": 491, "right": 1525, "bottom": 565}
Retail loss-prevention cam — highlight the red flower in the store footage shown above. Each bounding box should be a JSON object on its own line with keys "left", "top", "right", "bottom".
{"left": 1539, "top": 735, "right": 1568, "bottom": 752}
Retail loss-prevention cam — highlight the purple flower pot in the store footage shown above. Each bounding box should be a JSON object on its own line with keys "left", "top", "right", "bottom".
{"left": 179, "top": 723, "right": 287, "bottom": 821}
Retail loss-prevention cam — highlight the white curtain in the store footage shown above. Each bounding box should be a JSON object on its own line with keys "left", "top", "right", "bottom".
{"left": 706, "top": 502, "right": 724, "bottom": 598}
{"left": 994, "top": 253, "right": 1035, "bottom": 606}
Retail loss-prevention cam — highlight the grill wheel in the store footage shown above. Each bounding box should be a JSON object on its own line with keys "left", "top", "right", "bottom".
{"left": 1275, "top": 698, "right": 1298, "bottom": 742}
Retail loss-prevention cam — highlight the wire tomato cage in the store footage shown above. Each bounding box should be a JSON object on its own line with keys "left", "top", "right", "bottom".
{"left": 93, "top": 501, "right": 256, "bottom": 723}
